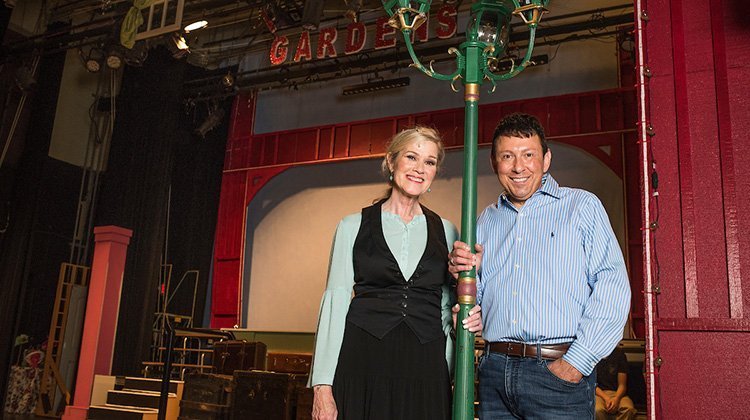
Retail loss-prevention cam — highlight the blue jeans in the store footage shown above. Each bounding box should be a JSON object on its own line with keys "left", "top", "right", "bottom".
{"left": 477, "top": 351, "right": 596, "bottom": 420}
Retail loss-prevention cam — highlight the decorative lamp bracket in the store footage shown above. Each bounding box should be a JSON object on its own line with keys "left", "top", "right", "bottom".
{"left": 387, "top": 8, "right": 428, "bottom": 31}
{"left": 512, "top": 3, "right": 548, "bottom": 26}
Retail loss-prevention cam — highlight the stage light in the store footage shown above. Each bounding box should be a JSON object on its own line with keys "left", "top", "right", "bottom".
{"left": 184, "top": 20, "right": 208, "bottom": 33}
{"left": 174, "top": 34, "right": 189, "bottom": 51}
{"left": 342, "top": 77, "right": 410, "bottom": 96}
{"left": 79, "top": 47, "right": 105, "bottom": 73}
{"left": 105, "top": 47, "right": 124, "bottom": 70}
{"left": 221, "top": 72, "right": 235, "bottom": 89}
{"left": 169, "top": 33, "right": 190, "bottom": 59}
{"left": 14, "top": 65, "right": 36, "bottom": 91}
{"left": 195, "top": 104, "right": 224, "bottom": 138}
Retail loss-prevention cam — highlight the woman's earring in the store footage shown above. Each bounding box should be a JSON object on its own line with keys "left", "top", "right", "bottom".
{"left": 427, "top": 187, "right": 431, "bottom": 193}
{"left": 389, "top": 173, "right": 393, "bottom": 181}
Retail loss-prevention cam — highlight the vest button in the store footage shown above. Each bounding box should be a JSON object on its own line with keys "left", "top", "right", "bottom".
{"left": 401, "top": 301, "right": 408, "bottom": 308}
{"left": 401, "top": 311, "right": 406, "bottom": 317}
{"left": 402, "top": 294, "right": 408, "bottom": 299}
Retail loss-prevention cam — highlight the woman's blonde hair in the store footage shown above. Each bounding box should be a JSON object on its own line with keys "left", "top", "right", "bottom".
{"left": 381, "top": 125, "right": 445, "bottom": 182}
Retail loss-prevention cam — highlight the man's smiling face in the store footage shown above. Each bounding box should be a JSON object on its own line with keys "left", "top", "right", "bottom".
{"left": 491, "top": 134, "right": 551, "bottom": 208}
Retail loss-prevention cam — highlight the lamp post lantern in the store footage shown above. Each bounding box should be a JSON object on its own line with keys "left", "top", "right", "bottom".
{"left": 381, "top": 1, "right": 549, "bottom": 419}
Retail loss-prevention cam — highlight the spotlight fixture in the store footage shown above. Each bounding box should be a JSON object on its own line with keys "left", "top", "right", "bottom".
{"left": 342, "top": 76, "right": 410, "bottom": 96}
{"left": 184, "top": 20, "right": 208, "bottom": 33}
{"left": 14, "top": 65, "right": 36, "bottom": 91}
{"left": 79, "top": 47, "right": 105, "bottom": 73}
{"left": 221, "top": 72, "right": 235, "bottom": 89}
{"left": 105, "top": 47, "right": 124, "bottom": 70}
{"left": 487, "top": 54, "right": 548, "bottom": 73}
{"left": 174, "top": 34, "right": 189, "bottom": 50}
{"left": 169, "top": 33, "right": 190, "bottom": 59}
{"left": 195, "top": 104, "right": 224, "bottom": 138}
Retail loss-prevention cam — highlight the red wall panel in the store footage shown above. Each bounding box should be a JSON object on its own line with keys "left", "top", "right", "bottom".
{"left": 644, "top": 0, "right": 750, "bottom": 417}
{"left": 657, "top": 331, "right": 748, "bottom": 417}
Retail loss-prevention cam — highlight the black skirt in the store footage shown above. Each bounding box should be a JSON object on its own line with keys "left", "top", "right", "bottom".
{"left": 332, "top": 321, "right": 452, "bottom": 420}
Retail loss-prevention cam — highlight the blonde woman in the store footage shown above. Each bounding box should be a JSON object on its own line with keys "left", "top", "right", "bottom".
{"left": 309, "top": 127, "right": 482, "bottom": 420}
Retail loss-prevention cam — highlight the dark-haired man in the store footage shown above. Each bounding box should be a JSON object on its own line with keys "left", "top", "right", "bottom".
{"left": 449, "top": 113, "right": 631, "bottom": 419}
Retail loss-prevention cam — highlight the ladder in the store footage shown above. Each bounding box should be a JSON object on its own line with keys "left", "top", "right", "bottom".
{"left": 35, "top": 263, "right": 90, "bottom": 417}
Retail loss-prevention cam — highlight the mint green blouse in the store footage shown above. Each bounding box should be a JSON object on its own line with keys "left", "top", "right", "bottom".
{"left": 309, "top": 211, "right": 459, "bottom": 386}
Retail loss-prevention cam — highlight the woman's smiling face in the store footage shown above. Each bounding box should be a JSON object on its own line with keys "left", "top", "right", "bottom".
{"left": 388, "top": 138, "right": 439, "bottom": 200}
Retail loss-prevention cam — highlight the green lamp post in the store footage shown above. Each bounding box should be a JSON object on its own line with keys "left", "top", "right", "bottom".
{"left": 381, "top": 1, "right": 549, "bottom": 419}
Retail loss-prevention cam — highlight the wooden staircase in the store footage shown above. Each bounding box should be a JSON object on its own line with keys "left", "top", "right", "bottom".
{"left": 87, "top": 376, "right": 183, "bottom": 420}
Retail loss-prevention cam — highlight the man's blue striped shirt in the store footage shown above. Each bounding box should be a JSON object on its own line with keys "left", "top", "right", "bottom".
{"left": 476, "top": 175, "right": 631, "bottom": 376}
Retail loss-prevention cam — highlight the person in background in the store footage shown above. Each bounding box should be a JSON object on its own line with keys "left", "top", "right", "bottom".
{"left": 449, "top": 113, "right": 631, "bottom": 419}
{"left": 309, "top": 126, "right": 482, "bottom": 420}
{"left": 595, "top": 345, "right": 637, "bottom": 420}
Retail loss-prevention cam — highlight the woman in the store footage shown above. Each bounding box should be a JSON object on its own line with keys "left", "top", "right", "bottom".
{"left": 309, "top": 126, "right": 482, "bottom": 420}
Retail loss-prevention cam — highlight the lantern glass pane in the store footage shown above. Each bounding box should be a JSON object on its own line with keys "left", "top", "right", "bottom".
{"left": 477, "top": 12, "right": 499, "bottom": 44}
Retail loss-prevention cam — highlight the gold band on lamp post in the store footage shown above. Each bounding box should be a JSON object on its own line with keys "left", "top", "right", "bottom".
{"left": 464, "top": 83, "right": 480, "bottom": 102}
{"left": 457, "top": 276, "right": 477, "bottom": 305}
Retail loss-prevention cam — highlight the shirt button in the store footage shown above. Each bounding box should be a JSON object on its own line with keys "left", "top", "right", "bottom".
{"left": 512, "top": 319, "right": 517, "bottom": 324}
{"left": 517, "top": 237, "right": 522, "bottom": 242}
{"left": 514, "top": 264, "right": 520, "bottom": 269}
{"left": 512, "top": 291, "right": 517, "bottom": 296}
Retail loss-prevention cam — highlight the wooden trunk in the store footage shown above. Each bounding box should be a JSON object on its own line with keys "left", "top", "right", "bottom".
{"left": 180, "top": 373, "right": 234, "bottom": 420}
{"left": 266, "top": 353, "right": 312, "bottom": 374}
{"left": 231, "top": 371, "right": 308, "bottom": 420}
{"left": 212, "top": 341, "right": 267, "bottom": 375}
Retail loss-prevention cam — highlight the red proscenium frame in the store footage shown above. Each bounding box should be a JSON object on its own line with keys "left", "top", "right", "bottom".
{"left": 211, "top": 87, "right": 643, "bottom": 335}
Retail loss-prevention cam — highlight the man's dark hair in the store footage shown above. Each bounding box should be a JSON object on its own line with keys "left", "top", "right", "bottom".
{"left": 491, "top": 113, "right": 548, "bottom": 155}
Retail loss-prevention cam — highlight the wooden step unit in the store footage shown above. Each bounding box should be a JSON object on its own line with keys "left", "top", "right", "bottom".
{"left": 88, "top": 375, "right": 183, "bottom": 420}
{"left": 88, "top": 404, "right": 159, "bottom": 420}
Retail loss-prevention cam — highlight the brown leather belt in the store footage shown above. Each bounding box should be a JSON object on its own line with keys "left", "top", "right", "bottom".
{"left": 486, "top": 341, "right": 571, "bottom": 360}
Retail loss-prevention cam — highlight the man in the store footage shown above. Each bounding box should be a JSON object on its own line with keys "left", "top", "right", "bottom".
{"left": 595, "top": 346, "right": 637, "bottom": 420}
{"left": 449, "top": 113, "right": 631, "bottom": 419}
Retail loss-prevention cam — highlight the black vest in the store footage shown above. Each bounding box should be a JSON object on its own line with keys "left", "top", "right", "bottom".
{"left": 346, "top": 199, "right": 451, "bottom": 344}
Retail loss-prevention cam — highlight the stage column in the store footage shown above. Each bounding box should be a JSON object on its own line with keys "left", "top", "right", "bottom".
{"left": 62, "top": 226, "right": 133, "bottom": 420}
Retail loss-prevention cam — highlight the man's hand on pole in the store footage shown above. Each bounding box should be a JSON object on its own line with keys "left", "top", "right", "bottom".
{"left": 448, "top": 241, "right": 484, "bottom": 279}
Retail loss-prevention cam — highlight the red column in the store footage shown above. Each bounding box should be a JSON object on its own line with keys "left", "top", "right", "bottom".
{"left": 62, "top": 226, "right": 132, "bottom": 420}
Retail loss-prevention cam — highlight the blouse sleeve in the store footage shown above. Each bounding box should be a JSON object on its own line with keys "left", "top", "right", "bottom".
{"left": 308, "top": 214, "right": 361, "bottom": 386}
{"left": 441, "top": 218, "right": 459, "bottom": 376}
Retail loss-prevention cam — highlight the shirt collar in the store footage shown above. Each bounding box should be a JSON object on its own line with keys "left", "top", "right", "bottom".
{"left": 497, "top": 173, "right": 561, "bottom": 208}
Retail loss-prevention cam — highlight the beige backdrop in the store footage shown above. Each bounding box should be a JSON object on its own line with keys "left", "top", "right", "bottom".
{"left": 244, "top": 142, "right": 626, "bottom": 332}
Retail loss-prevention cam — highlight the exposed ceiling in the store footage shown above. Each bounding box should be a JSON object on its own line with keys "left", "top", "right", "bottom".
{"left": 2, "top": 1, "right": 635, "bottom": 98}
